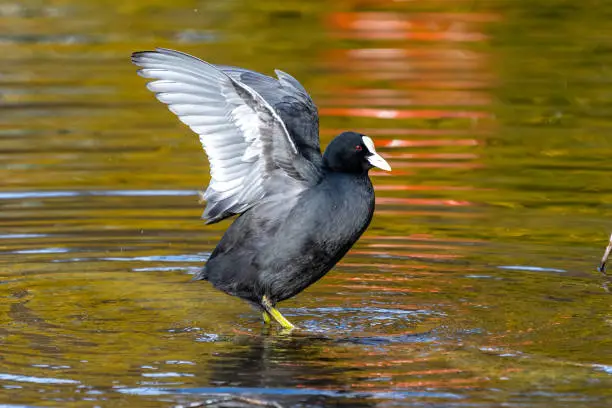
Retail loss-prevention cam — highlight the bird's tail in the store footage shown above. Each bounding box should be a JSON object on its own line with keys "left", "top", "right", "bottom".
{"left": 192, "top": 266, "right": 208, "bottom": 281}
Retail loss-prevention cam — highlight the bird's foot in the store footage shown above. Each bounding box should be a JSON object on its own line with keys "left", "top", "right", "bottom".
{"left": 261, "top": 295, "right": 295, "bottom": 330}
{"left": 262, "top": 311, "right": 271, "bottom": 324}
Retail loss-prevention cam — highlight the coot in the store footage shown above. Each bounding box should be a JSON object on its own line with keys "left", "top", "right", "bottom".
{"left": 132, "top": 48, "right": 391, "bottom": 329}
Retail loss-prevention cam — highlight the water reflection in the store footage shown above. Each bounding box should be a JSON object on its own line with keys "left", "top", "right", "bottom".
{"left": 3, "top": 0, "right": 612, "bottom": 406}
{"left": 200, "top": 335, "right": 375, "bottom": 407}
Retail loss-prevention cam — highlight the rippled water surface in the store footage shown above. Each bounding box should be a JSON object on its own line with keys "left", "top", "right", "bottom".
{"left": 3, "top": 0, "right": 612, "bottom": 407}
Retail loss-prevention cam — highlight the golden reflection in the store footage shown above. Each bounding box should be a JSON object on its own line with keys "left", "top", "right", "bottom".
{"left": 3, "top": 0, "right": 612, "bottom": 406}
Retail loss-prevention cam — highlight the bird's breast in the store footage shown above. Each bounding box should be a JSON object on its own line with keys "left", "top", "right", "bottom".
{"left": 289, "top": 175, "right": 375, "bottom": 262}
{"left": 257, "top": 175, "right": 375, "bottom": 302}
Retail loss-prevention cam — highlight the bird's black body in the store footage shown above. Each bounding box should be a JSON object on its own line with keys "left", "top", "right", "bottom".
{"left": 199, "top": 169, "right": 375, "bottom": 305}
{"left": 132, "top": 48, "right": 391, "bottom": 328}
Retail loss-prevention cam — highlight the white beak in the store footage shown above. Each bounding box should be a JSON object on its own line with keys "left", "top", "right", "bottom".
{"left": 363, "top": 135, "right": 392, "bottom": 171}
{"left": 367, "top": 153, "right": 392, "bottom": 171}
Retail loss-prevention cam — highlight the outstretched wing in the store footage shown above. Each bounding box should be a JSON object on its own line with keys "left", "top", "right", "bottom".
{"left": 217, "top": 65, "right": 322, "bottom": 166}
{"left": 132, "top": 48, "right": 322, "bottom": 223}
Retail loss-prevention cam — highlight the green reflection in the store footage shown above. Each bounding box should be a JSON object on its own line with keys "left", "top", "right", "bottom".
{"left": 2, "top": 0, "right": 612, "bottom": 406}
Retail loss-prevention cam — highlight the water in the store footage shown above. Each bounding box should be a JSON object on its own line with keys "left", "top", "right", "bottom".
{"left": 2, "top": 0, "right": 612, "bottom": 406}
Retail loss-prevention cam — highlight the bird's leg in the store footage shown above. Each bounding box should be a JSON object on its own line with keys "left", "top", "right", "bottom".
{"left": 262, "top": 311, "right": 271, "bottom": 324}
{"left": 599, "top": 233, "right": 612, "bottom": 274}
{"left": 261, "top": 295, "right": 295, "bottom": 330}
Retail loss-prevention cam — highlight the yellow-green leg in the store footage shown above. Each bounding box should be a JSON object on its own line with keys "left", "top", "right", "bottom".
{"left": 262, "top": 295, "right": 295, "bottom": 330}
{"left": 262, "top": 311, "right": 271, "bottom": 324}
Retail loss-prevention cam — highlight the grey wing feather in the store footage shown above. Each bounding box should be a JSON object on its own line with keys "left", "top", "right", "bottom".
{"left": 132, "top": 48, "right": 322, "bottom": 223}
{"left": 217, "top": 65, "right": 322, "bottom": 167}
{"left": 275, "top": 69, "right": 311, "bottom": 98}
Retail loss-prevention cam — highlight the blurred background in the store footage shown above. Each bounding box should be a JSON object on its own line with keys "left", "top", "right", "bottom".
{"left": 2, "top": 0, "right": 612, "bottom": 406}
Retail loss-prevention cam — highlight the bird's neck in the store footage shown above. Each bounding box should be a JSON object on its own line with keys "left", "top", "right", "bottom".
{"left": 322, "top": 160, "right": 370, "bottom": 175}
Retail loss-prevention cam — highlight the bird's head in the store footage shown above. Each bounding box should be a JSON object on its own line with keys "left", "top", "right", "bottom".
{"left": 323, "top": 131, "right": 392, "bottom": 174}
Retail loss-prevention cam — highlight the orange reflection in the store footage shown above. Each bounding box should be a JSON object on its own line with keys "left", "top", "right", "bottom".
{"left": 317, "top": 1, "right": 497, "bottom": 288}
{"left": 320, "top": 107, "right": 491, "bottom": 119}
{"left": 376, "top": 197, "right": 472, "bottom": 206}
{"left": 327, "top": 12, "right": 498, "bottom": 42}
{"left": 375, "top": 185, "right": 484, "bottom": 191}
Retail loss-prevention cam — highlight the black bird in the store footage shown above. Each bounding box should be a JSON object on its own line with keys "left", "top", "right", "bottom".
{"left": 131, "top": 48, "right": 391, "bottom": 329}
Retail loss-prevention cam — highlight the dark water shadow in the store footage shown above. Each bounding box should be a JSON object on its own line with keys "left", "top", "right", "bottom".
{"left": 118, "top": 331, "right": 460, "bottom": 407}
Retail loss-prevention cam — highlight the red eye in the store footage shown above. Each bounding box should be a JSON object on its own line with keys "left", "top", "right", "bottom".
{"left": 355, "top": 145, "right": 362, "bottom": 151}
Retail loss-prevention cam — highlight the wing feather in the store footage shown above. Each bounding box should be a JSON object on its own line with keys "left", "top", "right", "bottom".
{"left": 132, "top": 48, "right": 321, "bottom": 223}
{"left": 218, "top": 65, "right": 322, "bottom": 166}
